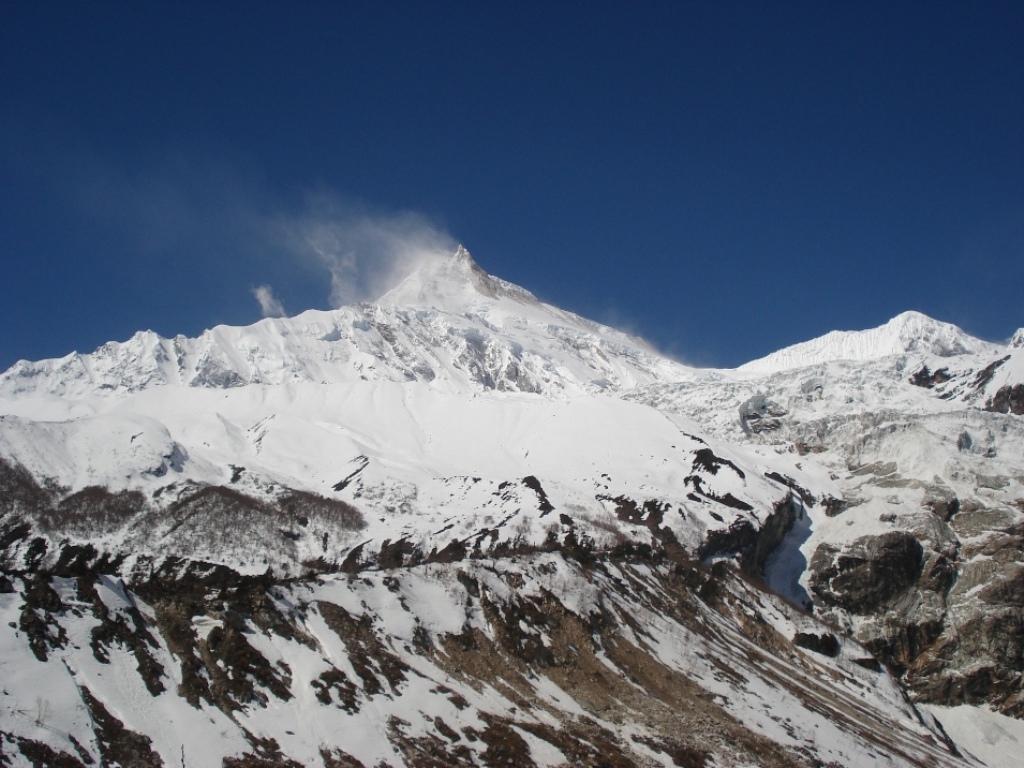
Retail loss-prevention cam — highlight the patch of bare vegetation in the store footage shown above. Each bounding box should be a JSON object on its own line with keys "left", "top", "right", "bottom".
{"left": 317, "top": 601, "right": 409, "bottom": 697}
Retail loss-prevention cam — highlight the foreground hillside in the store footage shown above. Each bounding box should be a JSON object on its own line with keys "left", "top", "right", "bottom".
{"left": 0, "top": 499, "right": 967, "bottom": 767}
{"left": 1, "top": 247, "right": 1021, "bottom": 766}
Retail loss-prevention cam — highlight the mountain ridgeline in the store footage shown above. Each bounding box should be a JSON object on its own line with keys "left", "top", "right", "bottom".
{"left": 1, "top": 247, "right": 1022, "bottom": 767}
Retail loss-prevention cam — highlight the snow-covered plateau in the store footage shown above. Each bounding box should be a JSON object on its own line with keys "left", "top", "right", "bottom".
{"left": 0, "top": 247, "right": 1022, "bottom": 766}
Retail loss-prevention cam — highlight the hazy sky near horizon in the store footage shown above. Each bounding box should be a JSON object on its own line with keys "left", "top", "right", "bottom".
{"left": 2, "top": 2, "right": 1021, "bottom": 369}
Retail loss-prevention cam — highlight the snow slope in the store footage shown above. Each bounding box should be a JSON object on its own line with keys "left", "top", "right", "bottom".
{"left": 738, "top": 311, "right": 999, "bottom": 374}
{"left": 0, "top": 552, "right": 972, "bottom": 767}
{"left": 925, "top": 705, "right": 1024, "bottom": 768}
{"left": 0, "top": 248, "right": 773, "bottom": 578}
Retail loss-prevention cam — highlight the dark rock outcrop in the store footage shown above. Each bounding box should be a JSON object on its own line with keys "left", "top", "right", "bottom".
{"left": 809, "top": 532, "right": 924, "bottom": 614}
{"left": 986, "top": 383, "right": 1024, "bottom": 415}
{"left": 793, "top": 632, "right": 841, "bottom": 657}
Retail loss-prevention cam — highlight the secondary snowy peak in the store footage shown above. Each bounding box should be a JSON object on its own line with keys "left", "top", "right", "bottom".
{"left": 1011, "top": 328, "right": 1024, "bottom": 349}
{"left": 738, "top": 310, "right": 998, "bottom": 374}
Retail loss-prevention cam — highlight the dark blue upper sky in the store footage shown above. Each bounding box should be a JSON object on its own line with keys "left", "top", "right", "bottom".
{"left": 2, "top": 2, "right": 1021, "bottom": 369}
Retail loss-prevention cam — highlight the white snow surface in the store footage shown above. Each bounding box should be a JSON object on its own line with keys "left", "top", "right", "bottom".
{"left": 0, "top": 248, "right": 780, "bottom": 573}
{"left": 0, "top": 245, "right": 1019, "bottom": 586}
{"left": 925, "top": 705, "right": 1024, "bottom": 768}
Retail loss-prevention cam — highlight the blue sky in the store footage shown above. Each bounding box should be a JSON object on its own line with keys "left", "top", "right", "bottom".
{"left": 2, "top": 2, "right": 1021, "bottom": 369}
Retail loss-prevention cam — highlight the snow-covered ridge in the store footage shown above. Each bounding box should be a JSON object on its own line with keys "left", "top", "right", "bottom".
{"left": 738, "top": 310, "right": 999, "bottom": 374}
{"left": 0, "top": 247, "right": 695, "bottom": 399}
{"left": 3, "top": 250, "right": 1009, "bottom": 401}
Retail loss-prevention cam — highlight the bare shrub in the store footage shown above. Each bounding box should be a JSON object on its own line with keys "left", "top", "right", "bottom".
{"left": 46, "top": 486, "right": 147, "bottom": 537}
{"left": 278, "top": 491, "right": 366, "bottom": 531}
{"left": 0, "top": 456, "right": 60, "bottom": 518}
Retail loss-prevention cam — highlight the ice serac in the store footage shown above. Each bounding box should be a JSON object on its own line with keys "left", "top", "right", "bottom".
{"left": 739, "top": 310, "right": 998, "bottom": 374}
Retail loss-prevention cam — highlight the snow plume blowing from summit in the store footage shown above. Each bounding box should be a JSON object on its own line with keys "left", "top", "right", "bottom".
{"left": 252, "top": 285, "right": 286, "bottom": 318}
{"left": 27, "top": 146, "right": 459, "bottom": 318}
{"left": 276, "top": 194, "right": 459, "bottom": 308}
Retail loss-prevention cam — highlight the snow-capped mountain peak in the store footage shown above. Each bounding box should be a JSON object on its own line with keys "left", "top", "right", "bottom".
{"left": 376, "top": 245, "right": 539, "bottom": 310}
{"left": 1011, "top": 328, "right": 1024, "bottom": 349}
{"left": 0, "top": 246, "right": 694, "bottom": 401}
{"left": 738, "top": 310, "right": 998, "bottom": 374}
